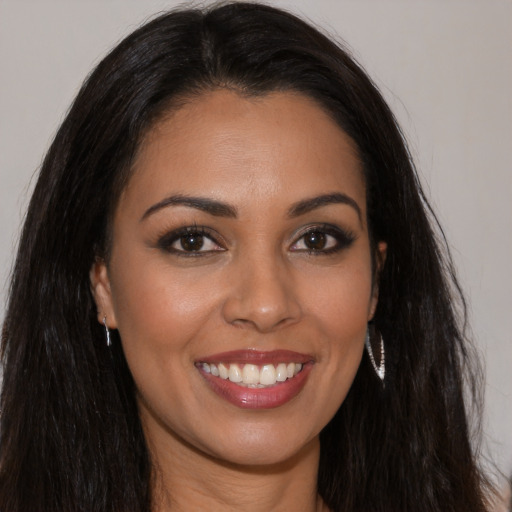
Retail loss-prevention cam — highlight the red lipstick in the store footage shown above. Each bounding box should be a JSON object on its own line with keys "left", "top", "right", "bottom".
{"left": 198, "top": 349, "right": 312, "bottom": 365}
{"left": 196, "top": 350, "right": 314, "bottom": 409}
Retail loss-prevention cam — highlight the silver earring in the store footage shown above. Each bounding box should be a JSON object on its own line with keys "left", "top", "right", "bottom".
{"left": 365, "top": 326, "right": 385, "bottom": 382}
{"left": 103, "top": 315, "right": 112, "bottom": 347}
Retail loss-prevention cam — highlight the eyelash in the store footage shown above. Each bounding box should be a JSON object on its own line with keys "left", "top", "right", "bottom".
{"left": 156, "top": 223, "right": 355, "bottom": 257}
{"left": 156, "top": 226, "right": 225, "bottom": 257}
{"left": 290, "top": 224, "right": 356, "bottom": 255}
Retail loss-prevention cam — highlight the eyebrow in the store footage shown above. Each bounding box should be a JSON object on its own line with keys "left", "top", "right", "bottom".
{"left": 141, "top": 194, "right": 237, "bottom": 221}
{"left": 287, "top": 193, "right": 362, "bottom": 223}
{"left": 141, "top": 192, "right": 362, "bottom": 223}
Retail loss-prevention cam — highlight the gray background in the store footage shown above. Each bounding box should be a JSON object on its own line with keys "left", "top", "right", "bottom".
{"left": 1, "top": 0, "right": 511, "bottom": 483}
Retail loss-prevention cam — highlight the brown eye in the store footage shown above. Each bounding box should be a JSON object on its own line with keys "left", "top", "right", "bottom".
{"left": 180, "top": 233, "right": 204, "bottom": 251}
{"left": 157, "top": 226, "right": 225, "bottom": 256}
{"left": 303, "top": 231, "right": 326, "bottom": 250}
{"left": 290, "top": 224, "right": 356, "bottom": 255}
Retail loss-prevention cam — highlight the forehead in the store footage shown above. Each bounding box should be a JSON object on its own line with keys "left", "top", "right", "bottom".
{"left": 120, "top": 89, "right": 366, "bottom": 218}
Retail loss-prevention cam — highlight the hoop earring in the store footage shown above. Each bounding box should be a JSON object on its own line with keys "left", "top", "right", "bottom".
{"left": 365, "top": 326, "right": 385, "bottom": 382}
{"left": 103, "top": 315, "right": 112, "bottom": 347}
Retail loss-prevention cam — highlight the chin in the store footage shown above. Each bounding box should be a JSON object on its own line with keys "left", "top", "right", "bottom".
{"left": 197, "top": 423, "right": 319, "bottom": 468}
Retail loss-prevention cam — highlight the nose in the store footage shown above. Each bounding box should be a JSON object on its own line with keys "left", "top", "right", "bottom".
{"left": 221, "top": 254, "right": 302, "bottom": 333}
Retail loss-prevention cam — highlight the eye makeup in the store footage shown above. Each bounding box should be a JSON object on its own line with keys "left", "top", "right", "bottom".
{"left": 156, "top": 225, "right": 226, "bottom": 257}
{"left": 290, "top": 223, "right": 356, "bottom": 256}
{"left": 154, "top": 221, "right": 355, "bottom": 259}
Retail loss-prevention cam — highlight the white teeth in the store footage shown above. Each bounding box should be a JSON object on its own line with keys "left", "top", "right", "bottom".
{"left": 202, "top": 361, "right": 305, "bottom": 387}
{"left": 228, "top": 363, "right": 243, "bottom": 383}
{"left": 276, "top": 363, "right": 287, "bottom": 382}
{"left": 218, "top": 363, "right": 229, "bottom": 379}
{"left": 260, "top": 364, "right": 277, "bottom": 385}
{"left": 242, "top": 364, "right": 260, "bottom": 385}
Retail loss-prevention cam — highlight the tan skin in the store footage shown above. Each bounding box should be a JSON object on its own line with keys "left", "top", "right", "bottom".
{"left": 91, "top": 90, "right": 386, "bottom": 511}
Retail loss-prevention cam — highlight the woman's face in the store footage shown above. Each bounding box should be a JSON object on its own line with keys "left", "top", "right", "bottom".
{"left": 92, "top": 90, "right": 385, "bottom": 467}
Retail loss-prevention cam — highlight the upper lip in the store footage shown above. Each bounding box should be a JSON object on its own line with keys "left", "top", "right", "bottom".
{"left": 196, "top": 349, "right": 313, "bottom": 365}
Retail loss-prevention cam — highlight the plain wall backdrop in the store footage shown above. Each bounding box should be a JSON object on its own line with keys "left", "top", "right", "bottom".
{"left": 1, "top": 0, "right": 511, "bottom": 483}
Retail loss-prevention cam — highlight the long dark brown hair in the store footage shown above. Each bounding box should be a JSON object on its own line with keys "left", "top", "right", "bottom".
{"left": 1, "top": 3, "right": 492, "bottom": 511}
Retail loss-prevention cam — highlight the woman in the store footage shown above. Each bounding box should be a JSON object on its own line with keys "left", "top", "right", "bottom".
{"left": 0, "top": 2, "right": 493, "bottom": 511}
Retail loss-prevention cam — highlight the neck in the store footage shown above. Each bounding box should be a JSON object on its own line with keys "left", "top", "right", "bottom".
{"left": 146, "top": 424, "right": 327, "bottom": 512}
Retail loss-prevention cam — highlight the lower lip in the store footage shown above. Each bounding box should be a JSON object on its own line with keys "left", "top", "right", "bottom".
{"left": 199, "top": 364, "right": 312, "bottom": 409}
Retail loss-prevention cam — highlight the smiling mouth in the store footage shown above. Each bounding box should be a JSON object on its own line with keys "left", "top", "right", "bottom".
{"left": 197, "top": 362, "right": 304, "bottom": 388}
{"left": 195, "top": 350, "right": 313, "bottom": 408}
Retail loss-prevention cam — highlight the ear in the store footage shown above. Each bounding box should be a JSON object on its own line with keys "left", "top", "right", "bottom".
{"left": 368, "top": 241, "right": 387, "bottom": 321}
{"left": 90, "top": 258, "right": 118, "bottom": 328}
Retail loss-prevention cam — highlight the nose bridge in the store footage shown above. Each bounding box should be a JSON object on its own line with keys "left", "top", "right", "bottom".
{"left": 222, "top": 245, "right": 301, "bottom": 332}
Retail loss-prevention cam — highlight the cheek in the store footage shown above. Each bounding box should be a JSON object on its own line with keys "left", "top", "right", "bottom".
{"left": 302, "top": 260, "right": 374, "bottom": 331}
{"left": 108, "top": 261, "right": 217, "bottom": 420}
{"left": 108, "top": 256, "right": 222, "bottom": 363}
{"left": 300, "top": 259, "right": 372, "bottom": 393}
